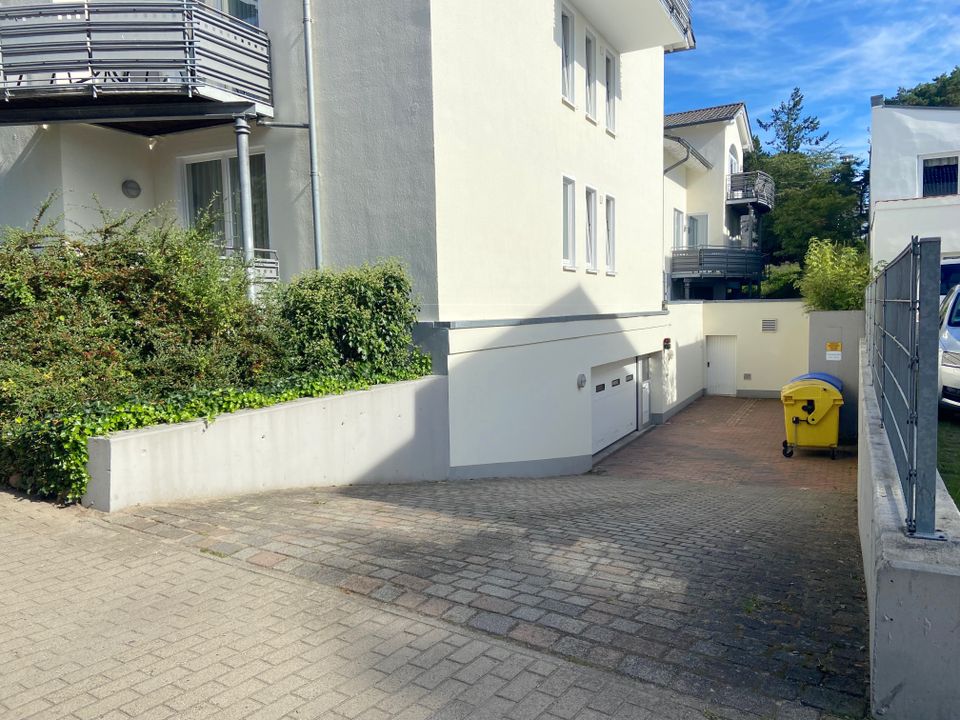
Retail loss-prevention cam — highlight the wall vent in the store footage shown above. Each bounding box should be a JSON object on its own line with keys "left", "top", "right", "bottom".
{"left": 761, "top": 319, "right": 778, "bottom": 333}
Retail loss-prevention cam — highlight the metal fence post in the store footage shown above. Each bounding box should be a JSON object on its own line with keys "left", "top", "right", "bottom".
{"left": 914, "top": 236, "right": 943, "bottom": 538}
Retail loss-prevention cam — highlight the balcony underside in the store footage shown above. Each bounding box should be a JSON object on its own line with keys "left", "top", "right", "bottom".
{"left": 574, "top": 0, "right": 694, "bottom": 53}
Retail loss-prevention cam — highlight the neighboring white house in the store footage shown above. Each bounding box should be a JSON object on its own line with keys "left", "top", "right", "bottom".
{"left": 869, "top": 97, "right": 960, "bottom": 266}
{"left": 0, "top": 0, "right": 713, "bottom": 477}
{"left": 662, "top": 103, "right": 774, "bottom": 300}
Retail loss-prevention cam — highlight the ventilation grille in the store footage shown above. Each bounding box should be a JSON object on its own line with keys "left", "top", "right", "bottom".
{"left": 761, "top": 319, "right": 778, "bottom": 333}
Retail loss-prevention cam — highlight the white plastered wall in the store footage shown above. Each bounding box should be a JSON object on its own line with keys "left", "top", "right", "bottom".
{"left": 870, "top": 104, "right": 960, "bottom": 263}
{"left": 702, "top": 300, "right": 810, "bottom": 395}
{"left": 429, "top": 0, "right": 665, "bottom": 321}
{"left": 0, "top": 125, "right": 65, "bottom": 229}
{"left": 446, "top": 316, "right": 674, "bottom": 471}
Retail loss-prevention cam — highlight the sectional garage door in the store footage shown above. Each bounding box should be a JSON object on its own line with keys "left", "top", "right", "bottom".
{"left": 591, "top": 359, "right": 638, "bottom": 454}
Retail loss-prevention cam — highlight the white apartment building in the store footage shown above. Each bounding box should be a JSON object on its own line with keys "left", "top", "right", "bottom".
{"left": 870, "top": 97, "right": 960, "bottom": 266}
{"left": 662, "top": 103, "right": 774, "bottom": 300}
{"left": 0, "top": 0, "right": 697, "bottom": 478}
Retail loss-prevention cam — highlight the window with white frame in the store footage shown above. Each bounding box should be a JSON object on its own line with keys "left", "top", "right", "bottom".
{"left": 561, "top": 9, "right": 574, "bottom": 104}
{"left": 585, "top": 32, "right": 597, "bottom": 119}
{"left": 922, "top": 155, "right": 959, "bottom": 197}
{"left": 562, "top": 177, "right": 576, "bottom": 267}
{"left": 673, "top": 209, "right": 684, "bottom": 249}
{"left": 605, "top": 196, "right": 616, "bottom": 273}
{"left": 185, "top": 153, "right": 270, "bottom": 250}
{"left": 213, "top": 0, "right": 259, "bottom": 26}
{"left": 605, "top": 51, "right": 617, "bottom": 132}
{"left": 585, "top": 187, "right": 598, "bottom": 271}
{"left": 687, "top": 214, "right": 707, "bottom": 248}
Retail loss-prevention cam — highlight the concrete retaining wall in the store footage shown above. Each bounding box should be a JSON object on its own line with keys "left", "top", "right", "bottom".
{"left": 82, "top": 377, "right": 450, "bottom": 512}
{"left": 858, "top": 346, "right": 960, "bottom": 719}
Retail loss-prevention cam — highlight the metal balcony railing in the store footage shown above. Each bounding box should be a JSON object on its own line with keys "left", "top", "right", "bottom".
{"left": 671, "top": 246, "right": 763, "bottom": 279}
{"left": 0, "top": 1, "right": 272, "bottom": 111}
{"left": 222, "top": 246, "right": 280, "bottom": 284}
{"left": 727, "top": 171, "right": 776, "bottom": 211}
{"left": 662, "top": 0, "right": 692, "bottom": 34}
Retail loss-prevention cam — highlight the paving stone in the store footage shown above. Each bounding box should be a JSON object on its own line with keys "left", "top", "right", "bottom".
{"left": 468, "top": 613, "right": 517, "bottom": 637}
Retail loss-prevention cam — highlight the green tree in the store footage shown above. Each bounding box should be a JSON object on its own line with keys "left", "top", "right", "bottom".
{"left": 889, "top": 66, "right": 960, "bottom": 107}
{"left": 757, "top": 87, "right": 831, "bottom": 154}
{"left": 797, "top": 238, "right": 871, "bottom": 311}
{"left": 748, "top": 90, "right": 866, "bottom": 263}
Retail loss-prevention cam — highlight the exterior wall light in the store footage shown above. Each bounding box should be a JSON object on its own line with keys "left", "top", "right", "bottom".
{"left": 577, "top": 373, "right": 587, "bottom": 390}
{"left": 121, "top": 180, "right": 142, "bottom": 199}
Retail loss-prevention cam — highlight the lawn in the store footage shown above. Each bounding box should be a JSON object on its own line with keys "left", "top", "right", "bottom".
{"left": 940, "top": 410, "right": 960, "bottom": 507}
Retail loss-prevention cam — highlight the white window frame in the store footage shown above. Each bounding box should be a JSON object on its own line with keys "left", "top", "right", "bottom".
{"left": 584, "top": 31, "right": 597, "bottom": 121}
{"left": 605, "top": 195, "right": 616, "bottom": 274}
{"left": 604, "top": 50, "right": 618, "bottom": 134}
{"left": 918, "top": 152, "right": 960, "bottom": 198}
{"left": 212, "top": 0, "right": 260, "bottom": 26}
{"left": 687, "top": 213, "right": 708, "bottom": 248}
{"left": 560, "top": 7, "right": 575, "bottom": 107}
{"left": 673, "top": 208, "right": 685, "bottom": 249}
{"left": 562, "top": 176, "right": 576, "bottom": 269}
{"left": 728, "top": 145, "right": 740, "bottom": 175}
{"left": 585, "top": 186, "right": 598, "bottom": 272}
{"left": 179, "top": 147, "right": 269, "bottom": 250}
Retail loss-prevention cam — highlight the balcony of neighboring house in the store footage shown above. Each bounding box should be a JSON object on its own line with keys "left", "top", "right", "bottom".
{"left": 671, "top": 244, "right": 764, "bottom": 281}
{"left": 727, "top": 171, "right": 776, "bottom": 214}
{"left": 573, "top": 0, "right": 695, "bottom": 53}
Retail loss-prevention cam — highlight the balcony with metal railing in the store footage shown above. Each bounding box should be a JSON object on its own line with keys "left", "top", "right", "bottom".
{"left": 671, "top": 244, "right": 764, "bottom": 280}
{"left": 727, "top": 171, "right": 776, "bottom": 213}
{"left": 0, "top": 1, "right": 273, "bottom": 132}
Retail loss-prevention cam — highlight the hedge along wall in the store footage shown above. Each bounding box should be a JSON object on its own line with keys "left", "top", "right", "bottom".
{"left": 0, "top": 207, "right": 429, "bottom": 502}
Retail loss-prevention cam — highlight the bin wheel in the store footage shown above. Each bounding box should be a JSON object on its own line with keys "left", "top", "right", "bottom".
{"left": 830, "top": 448, "right": 837, "bottom": 460}
{"left": 782, "top": 446, "right": 794, "bottom": 458}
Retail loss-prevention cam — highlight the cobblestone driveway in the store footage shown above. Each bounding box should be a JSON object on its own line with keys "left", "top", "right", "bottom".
{"left": 109, "top": 397, "right": 868, "bottom": 719}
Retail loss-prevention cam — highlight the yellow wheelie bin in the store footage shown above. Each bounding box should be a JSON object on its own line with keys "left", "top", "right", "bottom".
{"left": 780, "top": 373, "right": 844, "bottom": 459}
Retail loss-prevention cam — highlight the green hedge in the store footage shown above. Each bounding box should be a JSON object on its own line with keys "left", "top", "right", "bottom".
{"left": 0, "top": 206, "right": 429, "bottom": 502}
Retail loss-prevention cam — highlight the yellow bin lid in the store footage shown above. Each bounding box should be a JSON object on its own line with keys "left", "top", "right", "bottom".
{"left": 781, "top": 379, "right": 844, "bottom": 405}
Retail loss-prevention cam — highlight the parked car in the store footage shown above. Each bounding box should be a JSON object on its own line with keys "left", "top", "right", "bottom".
{"left": 940, "top": 284, "right": 960, "bottom": 410}
{"left": 942, "top": 256, "right": 960, "bottom": 304}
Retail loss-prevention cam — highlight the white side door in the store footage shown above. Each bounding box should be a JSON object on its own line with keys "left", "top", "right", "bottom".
{"left": 591, "top": 359, "right": 638, "bottom": 454}
{"left": 706, "top": 335, "right": 737, "bottom": 396}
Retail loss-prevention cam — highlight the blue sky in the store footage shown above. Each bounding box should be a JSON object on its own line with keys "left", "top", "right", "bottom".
{"left": 665, "top": 0, "right": 960, "bottom": 159}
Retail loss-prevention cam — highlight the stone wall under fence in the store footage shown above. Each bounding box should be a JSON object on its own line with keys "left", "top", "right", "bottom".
{"left": 858, "top": 344, "right": 960, "bottom": 720}
{"left": 82, "top": 376, "right": 450, "bottom": 512}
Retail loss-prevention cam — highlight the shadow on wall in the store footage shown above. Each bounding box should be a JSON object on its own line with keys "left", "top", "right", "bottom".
{"left": 0, "top": 126, "right": 65, "bottom": 230}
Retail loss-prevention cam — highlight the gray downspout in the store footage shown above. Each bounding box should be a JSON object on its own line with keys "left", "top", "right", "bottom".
{"left": 303, "top": 0, "right": 323, "bottom": 269}
{"left": 234, "top": 115, "right": 256, "bottom": 302}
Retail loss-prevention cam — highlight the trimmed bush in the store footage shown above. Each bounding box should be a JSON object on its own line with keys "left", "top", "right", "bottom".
{"left": 0, "top": 207, "right": 430, "bottom": 502}
{"left": 264, "top": 261, "right": 430, "bottom": 380}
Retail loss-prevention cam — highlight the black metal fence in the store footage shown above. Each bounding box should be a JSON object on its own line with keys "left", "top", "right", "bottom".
{"left": 867, "top": 236, "right": 943, "bottom": 538}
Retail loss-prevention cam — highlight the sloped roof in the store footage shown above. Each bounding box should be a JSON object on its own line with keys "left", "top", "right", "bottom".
{"left": 664, "top": 102, "right": 746, "bottom": 129}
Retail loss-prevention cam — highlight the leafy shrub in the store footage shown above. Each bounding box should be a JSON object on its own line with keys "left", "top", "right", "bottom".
{"left": 797, "top": 238, "right": 872, "bottom": 311}
{"left": 761, "top": 263, "right": 803, "bottom": 299}
{"left": 0, "top": 207, "right": 429, "bottom": 502}
{"left": 264, "top": 261, "right": 430, "bottom": 379}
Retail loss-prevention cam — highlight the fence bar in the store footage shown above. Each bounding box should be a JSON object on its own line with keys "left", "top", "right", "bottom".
{"left": 867, "top": 235, "right": 943, "bottom": 539}
{"left": 915, "top": 237, "right": 942, "bottom": 537}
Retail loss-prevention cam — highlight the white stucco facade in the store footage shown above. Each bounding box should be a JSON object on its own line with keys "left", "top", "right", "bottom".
{"left": 870, "top": 103, "right": 960, "bottom": 264}
{"left": 0, "top": 0, "right": 704, "bottom": 478}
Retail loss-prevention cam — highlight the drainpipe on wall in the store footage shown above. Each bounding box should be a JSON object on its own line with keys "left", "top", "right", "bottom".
{"left": 303, "top": 0, "right": 323, "bottom": 269}
{"left": 234, "top": 115, "right": 257, "bottom": 302}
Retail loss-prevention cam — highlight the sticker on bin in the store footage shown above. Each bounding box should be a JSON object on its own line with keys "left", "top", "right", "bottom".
{"left": 825, "top": 342, "right": 842, "bottom": 361}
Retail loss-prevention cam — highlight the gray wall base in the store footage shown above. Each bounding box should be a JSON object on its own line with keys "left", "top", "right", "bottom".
{"left": 449, "top": 455, "right": 593, "bottom": 481}
{"left": 737, "top": 390, "right": 780, "bottom": 399}
{"left": 653, "top": 388, "right": 704, "bottom": 425}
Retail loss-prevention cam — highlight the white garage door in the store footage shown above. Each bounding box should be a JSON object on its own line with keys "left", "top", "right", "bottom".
{"left": 591, "top": 359, "right": 638, "bottom": 454}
